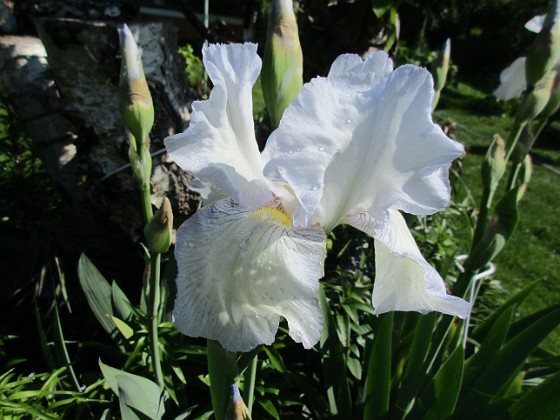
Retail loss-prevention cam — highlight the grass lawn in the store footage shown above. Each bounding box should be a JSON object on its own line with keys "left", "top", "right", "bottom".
{"left": 437, "top": 81, "right": 560, "bottom": 350}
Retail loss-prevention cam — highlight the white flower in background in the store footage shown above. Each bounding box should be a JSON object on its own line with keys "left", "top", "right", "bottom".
{"left": 165, "top": 43, "right": 470, "bottom": 352}
{"left": 494, "top": 14, "right": 546, "bottom": 100}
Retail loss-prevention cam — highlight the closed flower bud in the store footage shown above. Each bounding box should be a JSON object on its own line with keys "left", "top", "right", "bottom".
{"left": 226, "top": 384, "right": 251, "bottom": 420}
{"left": 481, "top": 134, "right": 506, "bottom": 192}
{"left": 464, "top": 188, "right": 519, "bottom": 272}
{"left": 432, "top": 38, "right": 451, "bottom": 109}
{"left": 517, "top": 155, "right": 533, "bottom": 202}
{"left": 144, "top": 197, "right": 173, "bottom": 254}
{"left": 515, "top": 69, "right": 555, "bottom": 123}
{"left": 262, "top": 0, "right": 303, "bottom": 129}
{"left": 525, "top": 0, "right": 560, "bottom": 86}
{"left": 118, "top": 24, "right": 154, "bottom": 146}
{"left": 540, "top": 64, "right": 560, "bottom": 119}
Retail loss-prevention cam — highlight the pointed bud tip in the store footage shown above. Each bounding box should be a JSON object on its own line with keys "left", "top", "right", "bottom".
{"left": 144, "top": 197, "right": 174, "bottom": 254}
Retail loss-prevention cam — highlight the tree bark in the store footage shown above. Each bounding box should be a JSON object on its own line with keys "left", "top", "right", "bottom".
{"left": 0, "top": 19, "right": 200, "bottom": 240}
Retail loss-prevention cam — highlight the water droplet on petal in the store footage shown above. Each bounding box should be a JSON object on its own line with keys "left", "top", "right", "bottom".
{"left": 218, "top": 312, "right": 230, "bottom": 324}
{"left": 288, "top": 150, "right": 294, "bottom": 154}
{"left": 311, "top": 185, "right": 319, "bottom": 191}
{"left": 346, "top": 119, "right": 352, "bottom": 124}
{"left": 319, "top": 146, "right": 325, "bottom": 151}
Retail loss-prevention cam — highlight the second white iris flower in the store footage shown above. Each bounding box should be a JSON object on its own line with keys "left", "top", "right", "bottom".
{"left": 165, "top": 43, "right": 470, "bottom": 352}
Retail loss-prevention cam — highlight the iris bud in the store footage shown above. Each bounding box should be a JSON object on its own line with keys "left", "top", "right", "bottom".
{"left": 481, "top": 134, "right": 506, "bottom": 192}
{"left": 144, "top": 197, "right": 173, "bottom": 254}
{"left": 262, "top": 0, "right": 303, "bottom": 129}
{"left": 515, "top": 69, "right": 555, "bottom": 123}
{"left": 525, "top": 0, "right": 560, "bottom": 86}
{"left": 118, "top": 24, "right": 154, "bottom": 147}
{"left": 464, "top": 188, "right": 519, "bottom": 272}
{"left": 432, "top": 38, "right": 451, "bottom": 110}
{"left": 226, "top": 384, "right": 250, "bottom": 420}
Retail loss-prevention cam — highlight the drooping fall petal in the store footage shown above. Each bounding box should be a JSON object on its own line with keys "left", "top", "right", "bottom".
{"left": 173, "top": 199, "right": 326, "bottom": 352}
{"left": 344, "top": 207, "right": 470, "bottom": 318}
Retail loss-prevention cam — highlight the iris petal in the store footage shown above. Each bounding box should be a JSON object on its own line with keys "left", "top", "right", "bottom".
{"left": 525, "top": 14, "right": 545, "bottom": 33}
{"left": 344, "top": 207, "right": 470, "bottom": 318}
{"left": 165, "top": 43, "right": 271, "bottom": 208}
{"left": 494, "top": 57, "right": 528, "bottom": 101}
{"left": 263, "top": 52, "right": 463, "bottom": 232}
{"left": 173, "top": 199, "right": 326, "bottom": 352}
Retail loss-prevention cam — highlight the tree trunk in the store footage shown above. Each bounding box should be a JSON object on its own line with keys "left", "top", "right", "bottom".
{"left": 0, "top": 19, "right": 199, "bottom": 240}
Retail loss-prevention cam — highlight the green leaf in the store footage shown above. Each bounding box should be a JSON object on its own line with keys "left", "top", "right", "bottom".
{"left": 99, "top": 360, "right": 165, "bottom": 419}
{"left": 509, "top": 371, "right": 560, "bottom": 419}
{"left": 263, "top": 346, "right": 287, "bottom": 373}
{"left": 341, "top": 303, "right": 360, "bottom": 325}
{"left": 111, "top": 281, "right": 132, "bottom": 321}
{"left": 463, "top": 307, "right": 515, "bottom": 388}
{"left": 285, "top": 372, "right": 330, "bottom": 418}
{"left": 78, "top": 254, "right": 117, "bottom": 338}
{"left": 415, "top": 345, "right": 464, "bottom": 420}
{"left": 458, "top": 304, "right": 560, "bottom": 417}
{"left": 395, "top": 313, "right": 437, "bottom": 415}
{"left": 347, "top": 357, "right": 362, "bottom": 380}
{"left": 33, "top": 302, "right": 56, "bottom": 371}
{"left": 471, "top": 280, "right": 538, "bottom": 342}
{"left": 464, "top": 187, "right": 520, "bottom": 273}
{"left": 110, "top": 316, "right": 134, "bottom": 340}
{"left": 117, "top": 375, "right": 164, "bottom": 420}
{"left": 364, "top": 312, "right": 393, "bottom": 420}
{"left": 258, "top": 399, "right": 280, "bottom": 420}
{"left": 52, "top": 303, "right": 81, "bottom": 392}
{"left": 318, "top": 285, "right": 352, "bottom": 417}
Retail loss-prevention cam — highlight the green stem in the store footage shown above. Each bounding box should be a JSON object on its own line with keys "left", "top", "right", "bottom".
{"left": 504, "top": 121, "right": 525, "bottom": 163}
{"left": 471, "top": 187, "right": 493, "bottom": 250}
{"left": 243, "top": 355, "right": 258, "bottom": 415}
{"left": 149, "top": 252, "right": 164, "bottom": 388}
{"left": 140, "top": 182, "right": 154, "bottom": 224}
{"left": 208, "top": 340, "right": 238, "bottom": 420}
{"left": 505, "top": 116, "right": 548, "bottom": 191}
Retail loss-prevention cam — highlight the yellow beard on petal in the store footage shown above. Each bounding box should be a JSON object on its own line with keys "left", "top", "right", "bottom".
{"left": 252, "top": 206, "right": 292, "bottom": 229}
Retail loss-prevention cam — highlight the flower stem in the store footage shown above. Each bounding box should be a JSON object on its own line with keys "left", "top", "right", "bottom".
{"left": 471, "top": 187, "right": 494, "bottom": 250}
{"left": 505, "top": 116, "right": 547, "bottom": 191}
{"left": 243, "top": 355, "right": 258, "bottom": 415}
{"left": 140, "top": 182, "right": 154, "bottom": 223}
{"left": 149, "top": 252, "right": 164, "bottom": 389}
{"left": 208, "top": 339, "right": 238, "bottom": 419}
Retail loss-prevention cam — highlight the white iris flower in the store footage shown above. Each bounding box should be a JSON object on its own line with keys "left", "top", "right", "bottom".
{"left": 165, "top": 43, "right": 470, "bottom": 352}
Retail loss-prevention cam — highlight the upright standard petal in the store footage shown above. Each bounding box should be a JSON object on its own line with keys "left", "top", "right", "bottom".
{"left": 263, "top": 52, "right": 463, "bottom": 231}
{"left": 494, "top": 57, "right": 528, "bottom": 101}
{"left": 165, "top": 43, "right": 272, "bottom": 208}
{"left": 328, "top": 51, "right": 393, "bottom": 84}
{"left": 173, "top": 199, "right": 326, "bottom": 352}
{"left": 344, "top": 207, "right": 470, "bottom": 318}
